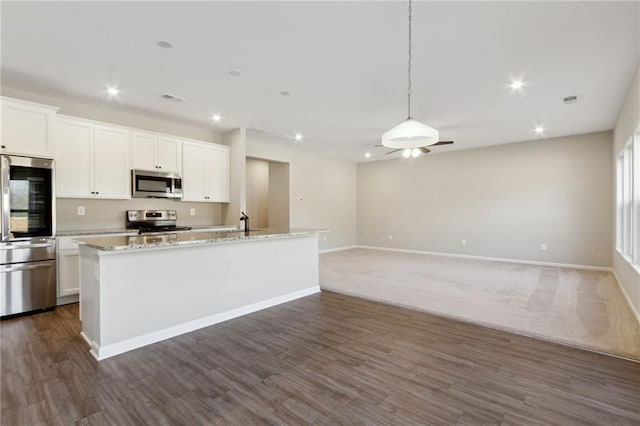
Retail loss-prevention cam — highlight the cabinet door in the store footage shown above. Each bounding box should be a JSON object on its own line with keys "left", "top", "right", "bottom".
{"left": 58, "top": 250, "right": 80, "bottom": 297}
{"left": 1, "top": 98, "right": 57, "bottom": 157}
{"left": 182, "top": 142, "right": 205, "bottom": 201}
{"left": 157, "top": 136, "right": 182, "bottom": 173}
{"left": 132, "top": 132, "right": 157, "bottom": 171}
{"left": 94, "top": 125, "right": 131, "bottom": 199}
{"left": 204, "top": 145, "right": 230, "bottom": 202}
{"left": 56, "top": 118, "right": 94, "bottom": 197}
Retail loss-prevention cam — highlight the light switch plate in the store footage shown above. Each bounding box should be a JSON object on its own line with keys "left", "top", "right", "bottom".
{"left": 190, "top": 208, "right": 196, "bottom": 216}
{"left": 77, "top": 206, "right": 85, "bottom": 216}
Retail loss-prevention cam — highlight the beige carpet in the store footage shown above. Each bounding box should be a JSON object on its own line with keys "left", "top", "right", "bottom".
{"left": 320, "top": 248, "right": 640, "bottom": 361}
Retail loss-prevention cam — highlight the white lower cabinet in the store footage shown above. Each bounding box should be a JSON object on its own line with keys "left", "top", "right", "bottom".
{"left": 182, "top": 140, "right": 230, "bottom": 202}
{"left": 58, "top": 249, "right": 80, "bottom": 297}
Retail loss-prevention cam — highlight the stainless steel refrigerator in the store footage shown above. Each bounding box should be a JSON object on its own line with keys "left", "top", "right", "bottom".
{"left": 0, "top": 155, "right": 56, "bottom": 317}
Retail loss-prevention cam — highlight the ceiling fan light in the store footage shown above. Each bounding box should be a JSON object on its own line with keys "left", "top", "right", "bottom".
{"left": 381, "top": 118, "right": 440, "bottom": 149}
{"left": 402, "top": 148, "right": 412, "bottom": 158}
{"left": 411, "top": 148, "right": 421, "bottom": 158}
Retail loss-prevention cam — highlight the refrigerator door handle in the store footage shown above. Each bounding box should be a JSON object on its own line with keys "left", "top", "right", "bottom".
{"left": 0, "top": 243, "right": 55, "bottom": 250}
{"left": 0, "top": 155, "right": 10, "bottom": 242}
{"left": 0, "top": 261, "right": 55, "bottom": 273}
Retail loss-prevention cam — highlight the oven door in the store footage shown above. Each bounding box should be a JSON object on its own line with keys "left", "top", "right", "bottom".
{"left": 132, "top": 170, "right": 182, "bottom": 199}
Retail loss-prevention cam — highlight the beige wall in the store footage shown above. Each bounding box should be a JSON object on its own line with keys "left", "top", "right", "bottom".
{"left": 246, "top": 131, "right": 357, "bottom": 251}
{"left": 56, "top": 198, "right": 223, "bottom": 232}
{"left": 268, "top": 161, "right": 290, "bottom": 228}
{"left": 221, "top": 128, "right": 247, "bottom": 226}
{"left": 612, "top": 63, "right": 640, "bottom": 317}
{"left": 246, "top": 157, "right": 270, "bottom": 228}
{"left": 358, "top": 131, "right": 613, "bottom": 267}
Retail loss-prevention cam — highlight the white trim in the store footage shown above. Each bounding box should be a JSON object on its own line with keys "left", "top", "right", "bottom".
{"left": 91, "top": 285, "right": 320, "bottom": 360}
{"left": 319, "top": 245, "right": 358, "bottom": 254}
{"left": 356, "top": 245, "right": 611, "bottom": 272}
{"left": 611, "top": 269, "right": 640, "bottom": 327}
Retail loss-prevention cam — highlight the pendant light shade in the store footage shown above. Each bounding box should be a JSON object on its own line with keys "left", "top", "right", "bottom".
{"left": 381, "top": 0, "right": 440, "bottom": 152}
{"left": 381, "top": 118, "right": 439, "bottom": 149}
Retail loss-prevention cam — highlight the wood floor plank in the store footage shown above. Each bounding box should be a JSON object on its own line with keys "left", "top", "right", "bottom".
{"left": 2, "top": 290, "right": 640, "bottom": 425}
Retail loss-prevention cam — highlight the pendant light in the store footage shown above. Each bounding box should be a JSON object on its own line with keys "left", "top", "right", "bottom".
{"left": 381, "top": 0, "right": 439, "bottom": 149}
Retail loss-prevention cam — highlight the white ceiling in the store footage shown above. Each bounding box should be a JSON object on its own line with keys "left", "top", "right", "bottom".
{"left": 2, "top": 1, "right": 638, "bottom": 162}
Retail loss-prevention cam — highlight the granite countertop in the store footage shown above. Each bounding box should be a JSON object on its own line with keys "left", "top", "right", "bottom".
{"left": 56, "top": 225, "right": 238, "bottom": 237}
{"left": 73, "top": 228, "right": 327, "bottom": 252}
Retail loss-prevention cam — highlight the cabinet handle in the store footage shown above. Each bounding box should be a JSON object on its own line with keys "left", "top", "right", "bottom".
{"left": 1, "top": 145, "right": 5, "bottom": 149}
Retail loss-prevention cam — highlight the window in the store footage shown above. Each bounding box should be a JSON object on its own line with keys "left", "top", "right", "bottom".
{"left": 616, "top": 130, "right": 640, "bottom": 265}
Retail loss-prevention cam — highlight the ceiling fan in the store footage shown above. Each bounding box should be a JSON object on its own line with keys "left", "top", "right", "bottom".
{"left": 374, "top": 140, "right": 454, "bottom": 157}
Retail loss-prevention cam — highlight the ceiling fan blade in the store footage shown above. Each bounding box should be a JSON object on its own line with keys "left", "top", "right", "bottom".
{"left": 432, "top": 140, "right": 454, "bottom": 146}
{"left": 386, "top": 149, "right": 401, "bottom": 155}
{"left": 419, "top": 147, "right": 431, "bottom": 154}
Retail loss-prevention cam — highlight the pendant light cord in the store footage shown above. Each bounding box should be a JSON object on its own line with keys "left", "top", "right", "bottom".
{"left": 407, "top": 0, "right": 413, "bottom": 119}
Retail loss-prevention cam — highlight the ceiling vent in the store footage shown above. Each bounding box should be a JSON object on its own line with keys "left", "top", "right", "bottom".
{"left": 563, "top": 95, "right": 578, "bottom": 104}
{"left": 161, "top": 93, "right": 186, "bottom": 102}
{"left": 248, "top": 126, "right": 270, "bottom": 134}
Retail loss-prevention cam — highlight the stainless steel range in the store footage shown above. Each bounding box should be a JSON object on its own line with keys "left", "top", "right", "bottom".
{"left": 1, "top": 155, "right": 57, "bottom": 317}
{"left": 126, "top": 210, "right": 192, "bottom": 234}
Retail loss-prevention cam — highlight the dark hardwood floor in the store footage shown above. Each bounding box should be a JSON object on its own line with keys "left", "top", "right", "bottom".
{"left": 2, "top": 291, "right": 640, "bottom": 425}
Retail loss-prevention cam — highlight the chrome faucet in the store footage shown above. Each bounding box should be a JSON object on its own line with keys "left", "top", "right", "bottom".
{"left": 240, "top": 212, "right": 250, "bottom": 232}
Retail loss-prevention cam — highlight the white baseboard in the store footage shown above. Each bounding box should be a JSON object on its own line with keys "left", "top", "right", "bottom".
{"left": 319, "top": 245, "right": 358, "bottom": 254}
{"left": 92, "top": 286, "right": 321, "bottom": 360}
{"left": 356, "top": 245, "right": 612, "bottom": 272}
{"left": 611, "top": 269, "right": 640, "bottom": 327}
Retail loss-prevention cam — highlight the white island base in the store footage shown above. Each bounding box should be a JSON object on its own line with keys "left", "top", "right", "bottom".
{"left": 79, "top": 233, "right": 319, "bottom": 360}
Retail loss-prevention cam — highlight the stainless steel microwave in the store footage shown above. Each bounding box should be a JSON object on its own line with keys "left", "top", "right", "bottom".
{"left": 132, "top": 170, "right": 183, "bottom": 199}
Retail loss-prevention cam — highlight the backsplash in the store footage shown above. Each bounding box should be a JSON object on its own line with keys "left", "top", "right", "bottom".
{"left": 56, "top": 198, "right": 223, "bottom": 232}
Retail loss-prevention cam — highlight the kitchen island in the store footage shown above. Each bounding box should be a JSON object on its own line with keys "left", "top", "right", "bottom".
{"left": 76, "top": 228, "right": 324, "bottom": 360}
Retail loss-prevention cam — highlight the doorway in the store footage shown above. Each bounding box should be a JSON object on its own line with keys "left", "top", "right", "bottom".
{"left": 246, "top": 157, "right": 289, "bottom": 228}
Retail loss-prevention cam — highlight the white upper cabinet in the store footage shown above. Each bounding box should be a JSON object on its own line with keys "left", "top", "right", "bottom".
{"left": 182, "top": 140, "right": 229, "bottom": 203}
{"left": 93, "top": 125, "right": 131, "bottom": 198}
{"left": 132, "top": 131, "right": 182, "bottom": 173}
{"left": 56, "top": 117, "right": 94, "bottom": 197}
{"left": 56, "top": 116, "right": 131, "bottom": 199}
{"left": 0, "top": 97, "right": 58, "bottom": 158}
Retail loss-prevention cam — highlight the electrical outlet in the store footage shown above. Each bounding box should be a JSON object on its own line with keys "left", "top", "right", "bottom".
{"left": 323, "top": 235, "right": 327, "bottom": 241}
{"left": 540, "top": 243, "right": 547, "bottom": 251}
{"left": 388, "top": 235, "right": 393, "bottom": 241}
{"left": 77, "top": 206, "right": 85, "bottom": 216}
{"left": 190, "top": 208, "right": 196, "bottom": 216}
{"left": 461, "top": 239, "right": 467, "bottom": 246}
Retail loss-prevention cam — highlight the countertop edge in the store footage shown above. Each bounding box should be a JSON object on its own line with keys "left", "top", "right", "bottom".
{"left": 75, "top": 229, "right": 328, "bottom": 253}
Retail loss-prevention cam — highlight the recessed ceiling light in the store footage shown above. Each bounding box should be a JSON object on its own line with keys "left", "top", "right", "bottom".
{"left": 365, "top": 152, "right": 371, "bottom": 159}
{"left": 106, "top": 87, "right": 120, "bottom": 96}
{"left": 212, "top": 114, "right": 222, "bottom": 123}
{"left": 280, "top": 91, "right": 291, "bottom": 96}
{"left": 228, "top": 70, "right": 241, "bottom": 77}
{"left": 534, "top": 125, "right": 545, "bottom": 135}
{"left": 294, "top": 133, "right": 303, "bottom": 141}
{"left": 157, "top": 40, "right": 173, "bottom": 49}
{"left": 509, "top": 79, "right": 525, "bottom": 91}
